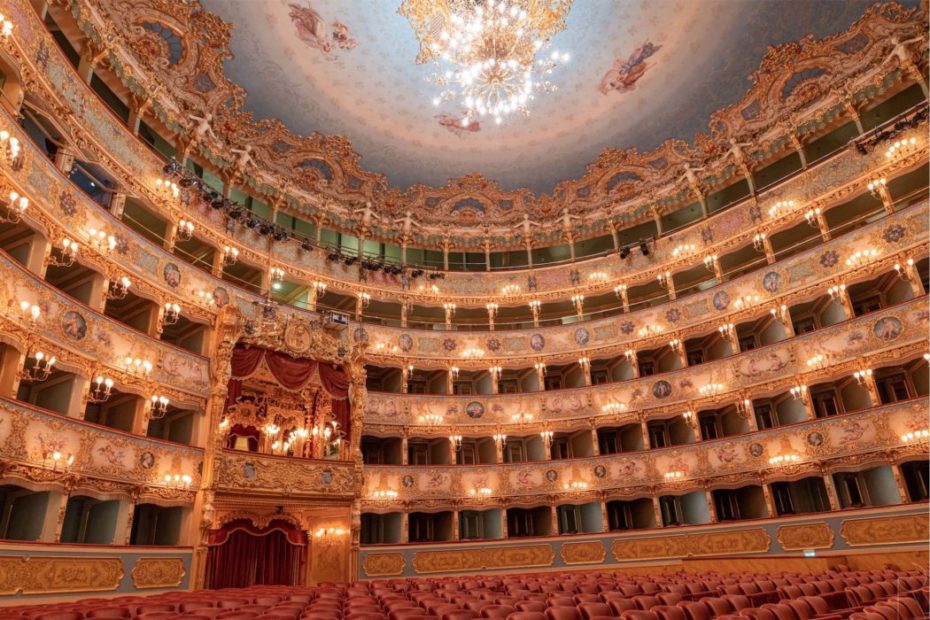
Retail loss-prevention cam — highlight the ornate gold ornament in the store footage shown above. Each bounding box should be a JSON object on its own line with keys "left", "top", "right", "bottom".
{"left": 776, "top": 523, "right": 835, "bottom": 551}
{"left": 130, "top": 558, "right": 187, "bottom": 589}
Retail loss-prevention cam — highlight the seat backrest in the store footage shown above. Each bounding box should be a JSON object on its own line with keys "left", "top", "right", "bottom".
{"left": 650, "top": 606, "right": 686, "bottom": 620}
{"left": 656, "top": 594, "right": 681, "bottom": 607}
{"left": 577, "top": 603, "right": 612, "bottom": 620}
{"left": 631, "top": 597, "right": 659, "bottom": 611}
{"left": 618, "top": 612, "right": 658, "bottom": 620}
{"left": 516, "top": 603, "right": 546, "bottom": 613}
{"left": 721, "top": 595, "right": 750, "bottom": 611}
{"left": 543, "top": 607, "right": 581, "bottom": 620}
{"left": 740, "top": 584, "right": 761, "bottom": 595}
{"left": 608, "top": 600, "right": 636, "bottom": 616}
{"left": 674, "top": 602, "right": 709, "bottom": 620}
{"left": 761, "top": 604, "right": 798, "bottom": 620}
{"left": 480, "top": 606, "right": 515, "bottom": 619}
{"left": 505, "top": 613, "right": 547, "bottom": 620}
{"left": 797, "top": 597, "right": 829, "bottom": 615}
{"left": 738, "top": 610, "right": 775, "bottom": 620}
{"left": 700, "top": 598, "right": 731, "bottom": 617}
{"left": 782, "top": 600, "right": 813, "bottom": 620}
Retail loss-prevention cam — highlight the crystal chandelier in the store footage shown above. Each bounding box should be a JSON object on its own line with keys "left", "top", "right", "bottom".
{"left": 400, "top": 0, "right": 573, "bottom": 126}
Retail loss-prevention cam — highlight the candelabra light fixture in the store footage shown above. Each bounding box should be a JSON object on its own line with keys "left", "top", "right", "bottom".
{"left": 462, "top": 347, "right": 486, "bottom": 359}
{"left": 672, "top": 243, "right": 696, "bottom": 258}
{"left": 163, "top": 302, "right": 181, "bottom": 326}
{"left": 149, "top": 394, "right": 170, "bottom": 419}
{"left": 790, "top": 384, "right": 807, "bottom": 400}
{"left": 155, "top": 177, "right": 180, "bottom": 198}
{"left": 176, "top": 219, "right": 194, "bottom": 241}
{"left": 269, "top": 267, "right": 286, "bottom": 291}
{"left": 194, "top": 289, "right": 215, "bottom": 306}
{"left": 501, "top": 284, "right": 521, "bottom": 296}
{"left": 18, "top": 300, "right": 41, "bottom": 325}
{"left": 492, "top": 432, "right": 507, "bottom": 446}
{"left": 418, "top": 412, "right": 445, "bottom": 425}
{"left": 88, "top": 228, "right": 117, "bottom": 253}
{"left": 768, "top": 454, "right": 801, "bottom": 466}
{"left": 357, "top": 291, "right": 371, "bottom": 307}
{"left": 845, "top": 248, "right": 880, "bottom": 268}
{"left": 44, "top": 450, "right": 74, "bottom": 471}
{"left": 88, "top": 375, "right": 114, "bottom": 403}
{"left": 314, "top": 527, "right": 347, "bottom": 539}
{"left": 601, "top": 401, "right": 626, "bottom": 414}
{"left": 827, "top": 284, "right": 846, "bottom": 300}
{"left": 107, "top": 276, "right": 132, "bottom": 300}
{"left": 124, "top": 356, "right": 153, "bottom": 376}
{"left": 614, "top": 284, "right": 627, "bottom": 298}
{"left": 468, "top": 486, "right": 494, "bottom": 497}
{"left": 540, "top": 430, "right": 554, "bottom": 444}
{"left": 885, "top": 137, "right": 918, "bottom": 159}
{"left": 449, "top": 434, "right": 463, "bottom": 450}
{"left": 668, "top": 338, "right": 682, "bottom": 352}
{"left": 638, "top": 324, "right": 663, "bottom": 338}
{"left": 664, "top": 471, "right": 684, "bottom": 481}
{"left": 222, "top": 245, "right": 239, "bottom": 267}
{"left": 164, "top": 473, "right": 193, "bottom": 488}
{"left": 450, "top": 366, "right": 460, "bottom": 379}
{"left": 588, "top": 271, "right": 607, "bottom": 282}
{"left": 717, "top": 323, "right": 735, "bottom": 338}
{"left": 313, "top": 281, "right": 328, "bottom": 296}
{"left": 752, "top": 233, "right": 767, "bottom": 252}
{"left": 866, "top": 177, "right": 887, "bottom": 197}
{"left": 485, "top": 302, "right": 499, "bottom": 316}
{"left": 400, "top": 0, "right": 574, "bottom": 127}
{"left": 0, "top": 130, "right": 21, "bottom": 168}
{"left": 512, "top": 411, "right": 534, "bottom": 424}
{"left": 699, "top": 383, "right": 724, "bottom": 398}
{"left": 443, "top": 302, "right": 457, "bottom": 316}
{"left": 371, "top": 489, "right": 399, "bottom": 501}
{"left": 0, "top": 13, "right": 13, "bottom": 37}
{"left": 703, "top": 254, "right": 718, "bottom": 271}
{"left": 49, "top": 238, "right": 79, "bottom": 268}
{"left": 733, "top": 294, "right": 761, "bottom": 310}
{"left": 1, "top": 190, "right": 28, "bottom": 224}
{"left": 900, "top": 429, "right": 929, "bottom": 443}
{"left": 656, "top": 271, "right": 671, "bottom": 288}
{"left": 853, "top": 368, "right": 873, "bottom": 385}
{"left": 767, "top": 200, "right": 795, "bottom": 219}
{"left": 894, "top": 258, "right": 914, "bottom": 280}
{"left": 563, "top": 480, "right": 588, "bottom": 491}
{"left": 21, "top": 350, "right": 56, "bottom": 382}
{"left": 805, "top": 207, "right": 822, "bottom": 226}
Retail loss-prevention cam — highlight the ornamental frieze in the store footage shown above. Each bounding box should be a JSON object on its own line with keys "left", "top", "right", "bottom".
{"left": 57, "top": 0, "right": 926, "bottom": 245}
{"left": 0, "top": 7, "right": 925, "bottom": 300}
{"left": 364, "top": 298, "right": 928, "bottom": 427}
{"left": 411, "top": 544, "right": 554, "bottom": 575}
{"left": 213, "top": 449, "right": 357, "bottom": 498}
{"left": 130, "top": 558, "right": 187, "bottom": 589}
{"left": 0, "top": 555, "right": 124, "bottom": 595}
{"left": 0, "top": 399, "right": 203, "bottom": 500}
{"left": 360, "top": 399, "right": 927, "bottom": 507}
{"left": 361, "top": 553, "right": 406, "bottom": 578}
{"left": 839, "top": 512, "right": 930, "bottom": 546}
{"left": 611, "top": 528, "right": 771, "bottom": 561}
{"left": 776, "top": 523, "right": 835, "bottom": 551}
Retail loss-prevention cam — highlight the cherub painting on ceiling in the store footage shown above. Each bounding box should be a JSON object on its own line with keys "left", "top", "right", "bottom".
{"left": 598, "top": 41, "right": 662, "bottom": 95}
{"left": 288, "top": 3, "right": 357, "bottom": 57}
{"left": 437, "top": 114, "right": 481, "bottom": 135}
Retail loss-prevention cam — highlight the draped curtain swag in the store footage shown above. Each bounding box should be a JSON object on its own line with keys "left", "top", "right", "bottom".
{"left": 205, "top": 518, "right": 307, "bottom": 588}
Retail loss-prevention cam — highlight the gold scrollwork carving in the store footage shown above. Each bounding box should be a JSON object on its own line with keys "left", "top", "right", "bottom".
{"left": 560, "top": 541, "right": 607, "bottom": 565}
{"left": 776, "top": 523, "right": 835, "bottom": 551}
{"left": 363, "top": 553, "right": 406, "bottom": 577}
{"left": 0, "top": 556, "right": 124, "bottom": 595}
{"left": 612, "top": 528, "right": 771, "bottom": 561}
{"left": 412, "top": 544, "right": 554, "bottom": 574}
{"left": 130, "top": 558, "right": 186, "bottom": 589}
{"left": 840, "top": 514, "right": 930, "bottom": 547}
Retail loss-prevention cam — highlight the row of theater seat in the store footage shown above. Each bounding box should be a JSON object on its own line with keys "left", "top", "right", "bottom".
{"left": 0, "top": 567, "right": 925, "bottom": 620}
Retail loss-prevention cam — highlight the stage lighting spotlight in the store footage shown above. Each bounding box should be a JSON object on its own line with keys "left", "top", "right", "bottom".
{"left": 640, "top": 241, "right": 650, "bottom": 256}
{"left": 619, "top": 246, "right": 630, "bottom": 259}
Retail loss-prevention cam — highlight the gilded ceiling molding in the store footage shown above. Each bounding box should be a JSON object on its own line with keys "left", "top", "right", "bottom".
{"left": 59, "top": 0, "right": 928, "bottom": 247}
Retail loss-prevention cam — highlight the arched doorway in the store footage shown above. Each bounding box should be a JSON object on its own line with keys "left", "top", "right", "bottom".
{"left": 205, "top": 518, "right": 307, "bottom": 588}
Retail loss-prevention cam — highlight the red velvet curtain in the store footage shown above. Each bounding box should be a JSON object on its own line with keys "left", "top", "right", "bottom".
{"left": 226, "top": 345, "right": 351, "bottom": 440}
{"left": 205, "top": 519, "right": 307, "bottom": 589}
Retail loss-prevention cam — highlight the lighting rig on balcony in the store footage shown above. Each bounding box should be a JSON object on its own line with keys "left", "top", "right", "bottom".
{"left": 752, "top": 233, "right": 767, "bottom": 252}
{"left": 588, "top": 271, "right": 607, "bottom": 282}
{"left": 193, "top": 289, "right": 215, "bottom": 306}
{"left": 827, "top": 284, "right": 846, "bottom": 300}
{"left": 767, "top": 200, "right": 795, "bottom": 219}
{"left": 577, "top": 355, "right": 590, "bottom": 371}
{"left": 44, "top": 451, "right": 74, "bottom": 472}
{"left": 682, "top": 409, "right": 694, "bottom": 422}
{"left": 163, "top": 473, "right": 193, "bottom": 488}
{"left": 668, "top": 338, "right": 682, "bottom": 352}
{"left": 770, "top": 304, "right": 789, "bottom": 322}
{"left": 485, "top": 302, "right": 499, "bottom": 316}
{"left": 489, "top": 365, "right": 503, "bottom": 383}
{"left": 563, "top": 480, "right": 588, "bottom": 491}
{"left": 624, "top": 349, "right": 635, "bottom": 362}
{"left": 885, "top": 137, "right": 918, "bottom": 159}
{"left": 450, "top": 366, "right": 460, "bottom": 380}
{"left": 149, "top": 394, "right": 170, "bottom": 419}
{"left": 0, "top": 130, "right": 22, "bottom": 168}
{"left": 1, "top": 190, "right": 28, "bottom": 224}
{"left": 449, "top": 434, "right": 463, "bottom": 450}
{"left": 124, "top": 356, "right": 153, "bottom": 376}
{"left": 804, "top": 207, "right": 822, "bottom": 226}
{"left": 18, "top": 300, "right": 41, "bottom": 325}
{"left": 162, "top": 302, "right": 181, "bottom": 326}
{"left": 418, "top": 413, "right": 445, "bottom": 425}
{"left": 107, "top": 276, "right": 132, "bottom": 300}
{"left": 371, "top": 489, "right": 399, "bottom": 501}
{"left": 894, "top": 258, "right": 915, "bottom": 280}
{"left": 789, "top": 384, "right": 807, "bottom": 400}
{"left": 88, "top": 375, "right": 114, "bottom": 403}
{"left": 88, "top": 228, "right": 117, "bottom": 254}
{"left": 601, "top": 402, "right": 626, "bottom": 415}
{"left": 900, "top": 429, "right": 929, "bottom": 444}
{"left": 664, "top": 471, "right": 684, "bottom": 481}
{"left": 21, "top": 350, "right": 56, "bottom": 383}
{"left": 853, "top": 368, "right": 873, "bottom": 386}
{"left": 699, "top": 383, "right": 724, "bottom": 398}
{"left": 313, "top": 281, "right": 327, "bottom": 296}
{"left": 866, "top": 177, "right": 887, "bottom": 198}
{"left": 222, "top": 245, "right": 239, "bottom": 267}
{"left": 703, "top": 254, "right": 718, "bottom": 271}
{"left": 768, "top": 454, "right": 801, "bottom": 467}
{"left": 512, "top": 412, "right": 534, "bottom": 424}
{"left": 176, "top": 219, "right": 194, "bottom": 241}
{"left": 656, "top": 271, "right": 671, "bottom": 289}
{"left": 845, "top": 248, "right": 880, "bottom": 268}
{"left": 49, "top": 238, "right": 79, "bottom": 268}
{"left": 540, "top": 430, "right": 554, "bottom": 447}
{"left": 735, "top": 398, "right": 751, "bottom": 416}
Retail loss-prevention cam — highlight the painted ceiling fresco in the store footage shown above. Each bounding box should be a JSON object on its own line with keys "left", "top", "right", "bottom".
{"left": 202, "top": 0, "right": 899, "bottom": 193}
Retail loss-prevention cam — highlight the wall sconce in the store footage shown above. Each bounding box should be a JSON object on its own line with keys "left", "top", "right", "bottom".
{"left": 49, "top": 238, "right": 79, "bottom": 268}
{"left": 45, "top": 451, "right": 74, "bottom": 471}
{"left": 885, "top": 137, "right": 918, "bottom": 159}
{"left": 449, "top": 434, "right": 463, "bottom": 450}
{"left": 450, "top": 366, "right": 460, "bottom": 379}
{"left": 176, "top": 219, "right": 194, "bottom": 241}
{"left": 768, "top": 454, "right": 801, "bottom": 466}
{"left": 313, "top": 281, "right": 327, "bottom": 295}
{"left": 512, "top": 412, "right": 534, "bottom": 424}
{"left": 827, "top": 284, "right": 846, "bottom": 300}
{"left": 371, "top": 489, "right": 399, "bottom": 501}
{"left": 222, "top": 245, "right": 239, "bottom": 267}
{"left": 88, "top": 228, "right": 117, "bottom": 254}
{"left": 767, "top": 200, "right": 795, "bottom": 219}
{"left": 528, "top": 299, "right": 541, "bottom": 312}
{"left": 501, "top": 284, "right": 521, "bottom": 295}
{"left": 164, "top": 473, "right": 193, "bottom": 488}
{"left": 733, "top": 294, "right": 760, "bottom": 310}
{"left": 656, "top": 271, "right": 670, "bottom": 289}
{"left": 717, "top": 323, "right": 735, "bottom": 338}
{"left": 789, "top": 384, "right": 807, "bottom": 400}
{"left": 356, "top": 291, "right": 371, "bottom": 307}
{"left": 468, "top": 487, "right": 494, "bottom": 497}
{"left": 853, "top": 368, "right": 873, "bottom": 385}
{"left": 0, "top": 14, "right": 13, "bottom": 37}
{"left": 163, "top": 302, "right": 181, "bottom": 326}
{"left": 624, "top": 349, "right": 635, "bottom": 362}
{"left": 845, "top": 248, "right": 880, "bottom": 268}
{"left": 866, "top": 177, "right": 887, "bottom": 198}
{"left": 0, "top": 130, "right": 21, "bottom": 167}
{"left": 533, "top": 361, "right": 546, "bottom": 373}
{"left": 894, "top": 258, "right": 914, "bottom": 280}
{"left": 462, "top": 347, "right": 485, "bottom": 359}
{"left": 406, "top": 363, "right": 415, "bottom": 375}
{"left": 601, "top": 402, "right": 626, "bottom": 414}
{"left": 900, "top": 429, "right": 929, "bottom": 444}
{"left": 269, "top": 267, "right": 286, "bottom": 291}
{"left": 735, "top": 398, "right": 751, "bottom": 415}
{"left": 485, "top": 302, "right": 499, "bottom": 317}
{"left": 155, "top": 177, "right": 180, "bottom": 199}
{"left": 124, "top": 356, "right": 153, "bottom": 376}
{"left": 752, "top": 233, "right": 767, "bottom": 252}
{"left": 699, "top": 383, "right": 724, "bottom": 398}
{"left": 194, "top": 289, "right": 215, "bottom": 306}
{"left": 489, "top": 365, "right": 503, "bottom": 381}
{"left": 682, "top": 409, "right": 694, "bottom": 422}
{"left": 18, "top": 301, "right": 41, "bottom": 325}
{"left": 1, "top": 190, "right": 28, "bottom": 224}
{"left": 443, "top": 302, "right": 456, "bottom": 316}
{"left": 703, "top": 254, "right": 717, "bottom": 271}
{"left": 668, "top": 338, "right": 682, "bottom": 352}
{"left": 570, "top": 294, "right": 584, "bottom": 315}
{"left": 672, "top": 244, "right": 696, "bottom": 258}
{"left": 577, "top": 356, "right": 590, "bottom": 370}
{"left": 107, "top": 276, "right": 132, "bottom": 300}
{"left": 418, "top": 413, "right": 444, "bottom": 425}
{"left": 21, "top": 351, "right": 56, "bottom": 382}
{"left": 805, "top": 354, "right": 825, "bottom": 368}
{"left": 770, "top": 304, "right": 789, "bottom": 322}
{"left": 638, "top": 324, "right": 663, "bottom": 338}
{"left": 614, "top": 284, "right": 627, "bottom": 298}
{"left": 563, "top": 480, "right": 588, "bottom": 491}
{"left": 150, "top": 394, "right": 170, "bottom": 419}
{"left": 314, "top": 527, "right": 347, "bottom": 539}
{"left": 664, "top": 471, "right": 684, "bottom": 481}
{"left": 88, "top": 375, "right": 114, "bottom": 403}
{"left": 804, "top": 207, "right": 821, "bottom": 226}
{"left": 492, "top": 433, "right": 507, "bottom": 447}
{"left": 540, "top": 430, "right": 554, "bottom": 445}
{"left": 588, "top": 271, "right": 607, "bottom": 282}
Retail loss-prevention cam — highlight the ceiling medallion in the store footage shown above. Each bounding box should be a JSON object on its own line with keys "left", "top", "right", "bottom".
{"left": 400, "top": 0, "right": 573, "bottom": 127}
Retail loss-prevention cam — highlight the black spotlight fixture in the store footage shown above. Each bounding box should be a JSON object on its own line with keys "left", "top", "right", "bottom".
{"left": 619, "top": 246, "right": 630, "bottom": 259}
{"left": 210, "top": 198, "right": 225, "bottom": 210}
{"left": 245, "top": 217, "right": 259, "bottom": 229}
{"left": 259, "top": 223, "right": 273, "bottom": 236}
{"left": 272, "top": 229, "right": 288, "bottom": 242}
{"left": 228, "top": 207, "right": 243, "bottom": 220}
{"left": 344, "top": 256, "right": 357, "bottom": 266}
{"left": 327, "top": 251, "right": 341, "bottom": 261}
{"left": 410, "top": 269, "right": 424, "bottom": 278}
{"left": 300, "top": 240, "right": 313, "bottom": 252}
{"left": 639, "top": 240, "right": 650, "bottom": 256}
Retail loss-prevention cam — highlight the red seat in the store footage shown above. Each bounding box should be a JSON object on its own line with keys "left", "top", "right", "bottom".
{"left": 516, "top": 604, "right": 545, "bottom": 613}
{"left": 656, "top": 595, "right": 681, "bottom": 607}
{"left": 441, "top": 612, "right": 476, "bottom": 620}
{"left": 87, "top": 609, "right": 131, "bottom": 618}
{"left": 619, "top": 612, "right": 658, "bottom": 620}
{"left": 506, "top": 614, "right": 547, "bottom": 620}
{"left": 480, "top": 606, "right": 515, "bottom": 619}
{"left": 650, "top": 606, "right": 686, "bottom": 620}
{"left": 701, "top": 598, "right": 732, "bottom": 617}
{"left": 722, "top": 596, "right": 750, "bottom": 611}
{"left": 32, "top": 614, "right": 83, "bottom": 620}
{"left": 675, "top": 602, "right": 709, "bottom": 620}
{"left": 578, "top": 603, "right": 614, "bottom": 620}
{"left": 544, "top": 607, "right": 581, "bottom": 620}
{"left": 736, "top": 609, "right": 775, "bottom": 620}
{"left": 631, "top": 598, "right": 659, "bottom": 612}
